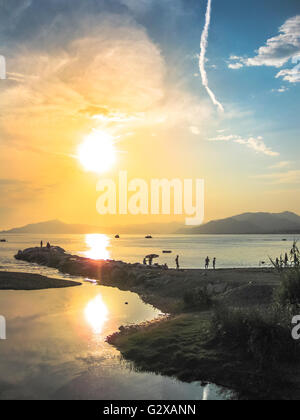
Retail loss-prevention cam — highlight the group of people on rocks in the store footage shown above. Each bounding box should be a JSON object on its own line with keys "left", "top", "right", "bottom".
{"left": 143, "top": 254, "right": 217, "bottom": 270}
{"left": 40, "top": 241, "right": 51, "bottom": 249}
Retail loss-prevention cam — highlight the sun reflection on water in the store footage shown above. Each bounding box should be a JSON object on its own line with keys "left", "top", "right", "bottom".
{"left": 84, "top": 295, "right": 109, "bottom": 334}
{"left": 84, "top": 234, "right": 110, "bottom": 260}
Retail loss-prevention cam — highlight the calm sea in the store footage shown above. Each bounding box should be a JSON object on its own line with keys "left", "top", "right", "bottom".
{"left": 0, "top": 233, "right": 297, "bottom": 274}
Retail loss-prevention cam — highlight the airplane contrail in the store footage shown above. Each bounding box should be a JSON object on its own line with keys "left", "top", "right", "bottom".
{"left": 199, "top": 0, "right": 224, "bottom": 112}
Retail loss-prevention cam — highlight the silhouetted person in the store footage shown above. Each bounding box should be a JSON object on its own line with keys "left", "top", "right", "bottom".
{"left": 40, "top": 241, "right": 43, "bottom": 248}
{"left": 149, "top": 256, "right": 153, "bottom": 266}
{"left": 205, "top": 256, "right": 210, "bottom": 269}
{"left": 46, "top": 242, "right": 51, "bottom": 249}
{"left": 276, "top": 257, "right": 279, "bottom": 268}
{"left": 213, "top": 257, "right": 216, "bottom": 270}
{"left": 175, "top": 255, "right": 179, "bottom": 270}
{"left": 143, "top": 257, "right": 147, "bottom": 265}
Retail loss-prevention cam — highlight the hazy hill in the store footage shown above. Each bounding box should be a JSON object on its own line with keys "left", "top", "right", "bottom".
{"left": 0, "top": 219, "right": 181, "bottom": 235}
{"left": 179, "top": 212, "right": 300, "bottom": 234}
{"left": 2, "top": 212, "right": 300, "bottom": 235}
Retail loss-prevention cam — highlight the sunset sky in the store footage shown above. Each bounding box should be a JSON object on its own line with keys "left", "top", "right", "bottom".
{"left": 0, "top": 0, "right": 300, "bottom": 229}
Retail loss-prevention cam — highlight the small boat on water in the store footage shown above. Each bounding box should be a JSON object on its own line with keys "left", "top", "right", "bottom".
{"left": 0, "top": 239, "right": 7, "bottom": 243}
{"left": 163, "top": 250, "right": 172, "bottom": 254}
{"left": 145, "top": 235, "right": 153, "bottom": 239}
{"left": 282, "top": 239, "right": 287, "bottom": 241}
{"left": 115, "top": 235, "right": 120, "bottom": 239}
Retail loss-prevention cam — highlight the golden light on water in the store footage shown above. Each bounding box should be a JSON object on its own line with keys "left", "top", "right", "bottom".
{"left": 77, "top": 130, "right": 116, "bottom": 174}
{"left": 84, "top": 295, "right": 109, "bottom": 334}
{"left": 84, "top": 234, "right": 111, "bottom": 260}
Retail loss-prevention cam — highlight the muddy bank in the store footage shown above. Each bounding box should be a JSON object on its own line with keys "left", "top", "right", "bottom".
{"left": 0, "top": 271, "right": 81, "bottom": 290}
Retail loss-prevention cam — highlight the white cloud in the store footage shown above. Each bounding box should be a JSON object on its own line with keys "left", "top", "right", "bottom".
{"left": 209, "top": 134, "right": 279, "bottom": 157}
{"left": 276, "top": 65, "right": 300, "bottom": 83}
{"left": 228, "top": 15, "right": 300, "bottom": 83}
{"left": 228, "top": 62, "right": 243, "bottom": 70}
{"left": 199, "top": 0, "right": 224, "bottom": 112}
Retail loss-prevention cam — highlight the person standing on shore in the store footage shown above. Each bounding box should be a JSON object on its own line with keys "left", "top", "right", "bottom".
{"left": 40, "top": 241, "right": 43, "bottom": 248}
{"left": 205, "top": 256, "right": 210, "bottom": 269}
{"left": 175, "top": 255, "right": 179, "bottom": 270}
{"left": 213, "top": 258, "right": 216, "bottom": 270}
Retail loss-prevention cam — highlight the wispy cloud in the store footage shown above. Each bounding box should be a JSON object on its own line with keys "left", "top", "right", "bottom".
{"left": 253, "top": 170, "right": 300, "bottom": 184}
{"left": 0, "top": 9, "right": 213, "bottom": 158}
{"left": 199, "top": 0, "right": 224, "bottom": 112}
{"left": 209, "top": 134, "right": 279, "bottom": 157}
{"left": 269, "top": 161, "right": 292, "bottom": 169}
{"left": 228, "top": 62, "right": 243, "bottom": 70}
{"left": 228, "top": 15, "right": 300, "bottom": 83}
{"left": 271, "top": 86, "right": 289, "bottom": 93}
{"left": 190, "top": 126, "right": 201, "bottom": 135}
{"left": 0, "top": 178, "right": 53, "bottom": 204}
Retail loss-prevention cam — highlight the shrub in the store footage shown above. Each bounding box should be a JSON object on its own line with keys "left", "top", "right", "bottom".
{"left": 275, "top": 268, "right": 300, "bottom": 310}
{"left": 210, "top": 305, "right": 299, "bottom": 368}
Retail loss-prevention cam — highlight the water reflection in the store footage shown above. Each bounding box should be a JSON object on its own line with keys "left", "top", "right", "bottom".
{"left": 85, "top": 234, "right": 110, "bottom": 260}
{"left": 84, "top": 294, "right": 109, "bottom": 334}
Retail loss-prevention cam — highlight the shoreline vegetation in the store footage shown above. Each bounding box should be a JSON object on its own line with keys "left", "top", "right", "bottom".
{"left": 14, "top": 245, "right": 300, "bottom": 399}
{"left": 0, "top": 271, "right": 81, "bottom": 290}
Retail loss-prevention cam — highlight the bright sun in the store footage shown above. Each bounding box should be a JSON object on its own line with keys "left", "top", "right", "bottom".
{"left": 78, "top": 130, "right": 116, "bottom": 174}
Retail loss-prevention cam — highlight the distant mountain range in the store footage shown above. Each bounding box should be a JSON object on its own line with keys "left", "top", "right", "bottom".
{"left": 0, "top": 219, "right": 181, "bottom": 235}
{"left": 2, "top": 212, "right": 300, "bottom": 235}
{"left": 179, "top": 212, "right": 300, "bottom": 234}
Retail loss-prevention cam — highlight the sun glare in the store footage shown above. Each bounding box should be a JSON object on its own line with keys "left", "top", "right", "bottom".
{"left": 84, "top": 234, "right": 111, "bottom": 260}
{"left": 78, "top": 130, "right": 116, "bottom": 174}
{"left": 84, "top": 295, "right": 109, "bottom": 335}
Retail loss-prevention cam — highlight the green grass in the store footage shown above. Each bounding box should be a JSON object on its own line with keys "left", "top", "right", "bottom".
{"left": 108, "top": 312, "right": 297, "bottom": 399}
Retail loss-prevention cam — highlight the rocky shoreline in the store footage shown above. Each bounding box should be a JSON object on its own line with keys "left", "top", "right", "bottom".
{"left": 15, "top": 246, "right": 279, "bottom": 312}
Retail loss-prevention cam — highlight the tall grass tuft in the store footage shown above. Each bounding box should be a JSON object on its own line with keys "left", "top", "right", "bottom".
{"left": 210, "top": 305, "right": 299, "bottom": 368}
